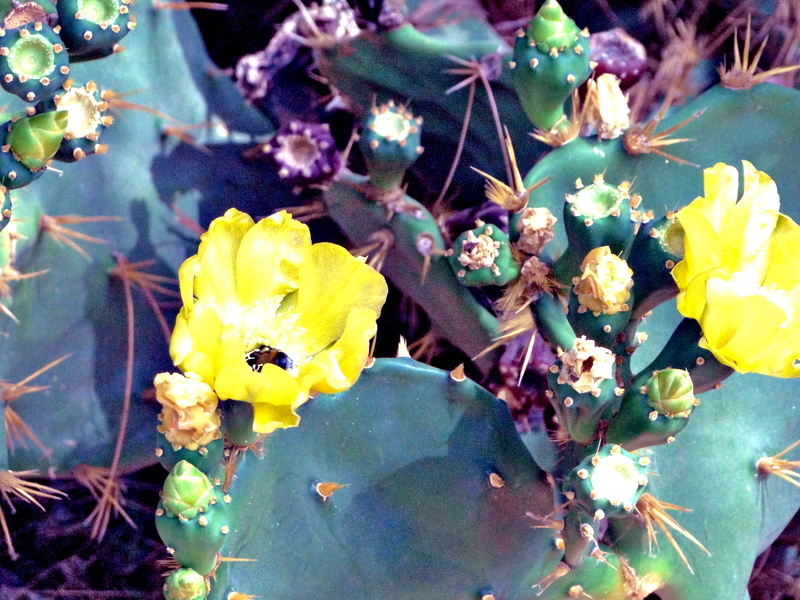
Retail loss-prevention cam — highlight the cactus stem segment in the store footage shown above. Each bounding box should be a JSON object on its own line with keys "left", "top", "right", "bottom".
{"left": 623, "top": 91, "right": 704, "bottom": 166}
{"left": 0, "top": 263, "right": 48, "bottom": 322}
{"left": 757, "top": 439, "right": 800, "bottom": 488}
{"left": 719, "top": 16, "right": 800, "bottom": 90}
{"left": 0, "top": 470, "right": 66, "bottom": 559}
{"left": 531, "top": 89, "right": 586, "bottom": 148}
{"left": 635, "top": 493, "right": 710, "bottom": 574}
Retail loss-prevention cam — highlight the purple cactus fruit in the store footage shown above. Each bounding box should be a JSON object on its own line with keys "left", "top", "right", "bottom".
{"left": 590, "top": 28, "right": 647, "bottom": 88}
{"left": 263, "top": 121, "right": 341, "bottom": 186}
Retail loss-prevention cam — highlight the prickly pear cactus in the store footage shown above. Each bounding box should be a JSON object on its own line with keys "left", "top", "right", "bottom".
{"left": 146, "top": 1, "right": 800, "bottom": 599}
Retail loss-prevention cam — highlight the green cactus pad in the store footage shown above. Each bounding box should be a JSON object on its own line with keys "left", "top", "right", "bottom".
{"left": 163, "top": 568, "right": 208, "bottom": 600}
{"left": 449, "top": 222, "right": 520, "bottom": 287}
{"left": 359, "top": 100, "right": 423, "bottom": 191}
{"left": 0, "top": 22, "right": 69, "bottom": 102}
{"left": 55, "top": 0, "right": 134, "bottom": 61}
{"left": 206, "top": 356, "right": 555, "bottom": 599}
{"left": 510, "top": 0, "right": 591, "bottom": 130}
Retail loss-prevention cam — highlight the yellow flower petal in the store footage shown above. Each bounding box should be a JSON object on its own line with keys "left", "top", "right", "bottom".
{"left": 302, "top": 308, "right": 379, "bottom": 395}
{"left": 235, "top": 211, "right": 310, "bottom": 307}
{"left": 188, "top": 208, "right": 254, "bottom": 320}
{"left": 293, "top": 243, "right": 388, "bottom": 354}
{"left": 252, "top": 402, "right": 302, "bottom": 434}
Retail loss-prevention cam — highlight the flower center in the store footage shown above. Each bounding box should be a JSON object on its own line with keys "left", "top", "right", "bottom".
{"left": 245, "top": 345, "right": 296, "bottom": 374}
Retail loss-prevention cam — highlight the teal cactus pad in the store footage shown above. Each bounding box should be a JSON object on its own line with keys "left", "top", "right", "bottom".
{"left": 0, "top": 5, "right": 273, "bottom": 475}
{"left": 0, "top": 22, "right": 69, "bottom": 102}
{"left": 207, "top": 356, "right": 556, "bottom": 599}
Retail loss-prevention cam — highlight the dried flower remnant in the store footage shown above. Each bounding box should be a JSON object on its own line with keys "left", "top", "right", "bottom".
{"left": 457, "top": 229, "right": 501, "bottom": 275}
{"left": 558, "top": 336, "right": 615, "bottom": 395}
{"left": 584, "top": 73, "right": 630, "bottom": 140}
{"left": 516, "top": 206, "right": 557, "bottom": 255}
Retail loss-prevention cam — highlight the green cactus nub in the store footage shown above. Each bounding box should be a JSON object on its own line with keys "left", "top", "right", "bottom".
{"left": 163, "top": 568, "right": 207, "bottom": 600}
{"left": 511, "top": 0, "right": 591, "bottom": 130}
{"left": 161, "top": 460, "right": 216, "bottom": 520}
{"left": 551, "top": 177, "right": 635, "bottom": 284}
{"left": 7, "top": 110, "right": 67, "bottom": 169}
{"left": 563, "top": 444, "right": 649, "bottom": 516}
{"left": 605, "top": 369, "right": 697, "bottom": 451}
{"left": 0, "top": 23, "right": 70, "bottom": 102}
{"left": 56, "top": 0, "right": 135, "bottom": 61}
{"left": 449, "top": 222, "right": 520, "bottom": 287}
{"left": 359, "top": 100, "right": 423, "bottom": 191}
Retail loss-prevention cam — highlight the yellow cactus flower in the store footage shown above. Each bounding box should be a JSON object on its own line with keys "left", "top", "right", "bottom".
{"left": 170, "top": 209, "right": 388, "bottom": 433}
{"left": 672, "top": 161, "right": 800, "bottom": 377}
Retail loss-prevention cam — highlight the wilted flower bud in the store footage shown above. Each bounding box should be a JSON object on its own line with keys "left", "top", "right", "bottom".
{"left": 574, "top": 246, "right": 633, "bottom": 315}
{"left": 155, "top": 372, "right": 221, "bottom": 451}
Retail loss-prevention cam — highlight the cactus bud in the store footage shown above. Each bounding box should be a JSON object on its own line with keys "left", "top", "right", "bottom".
{"left": 155, "top": 372, "right": 221, "bottom": 452}
{"left": 161, "top": 460, "right": 216, "bottom": 520}
{"left": 645, "top": 368, "right": 696, "bottom": 417}
{"left": 163, "top": 568, "right": 207, "bottom": 600}
{"left": 606, "top": 368, "right": 698, "bottom": 451}
{"left": 7, "top": 110, "right": 68, "bottom": 169}
{"left": 359, "top": 100, "right": 423, "bottom": 191}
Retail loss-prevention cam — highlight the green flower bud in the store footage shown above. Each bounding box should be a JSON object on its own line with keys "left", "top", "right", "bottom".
{"left": 7, "top": 111, "right": 68, "bottom": 169}
{"left": 161, "top": 460, "right": 216, "bottom": 520}
{"left": 527, "top": 0, "right": 580, "bottom": 53}
{"left": 163, "top": 568, "right": 207, "bottom": 600}
{"left": 645, "top": 369, "right": 696, "bottom": 418}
